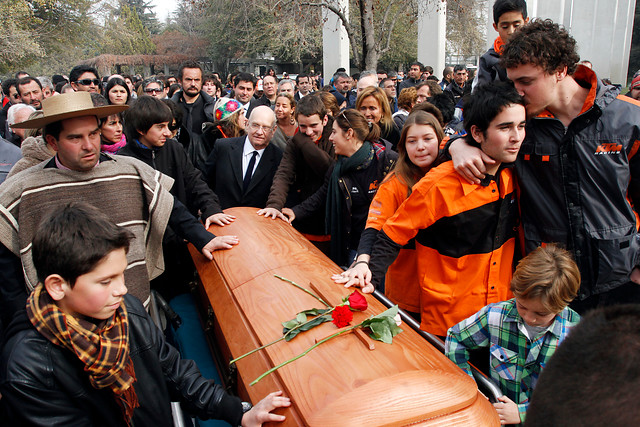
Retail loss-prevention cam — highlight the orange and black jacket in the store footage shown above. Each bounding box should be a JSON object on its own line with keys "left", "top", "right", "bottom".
{"left": 369, "top": 161, "right": 517, "bottom": 336}
{"left": 358, "top": 173, "right": 419, "bottom": 313}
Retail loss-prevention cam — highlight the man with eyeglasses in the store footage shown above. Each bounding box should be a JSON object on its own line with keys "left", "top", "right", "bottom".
{"left": 141, "top": 78, "right": 165, "bottom": 99}
{"left": 170, "top": 60, "right": 215, "bottom": 154}
{"left": 69, "top": 65, "right": 101, "bottom": 94}
{"left": 204, "top": 106, "right": 283, "bottom": 209}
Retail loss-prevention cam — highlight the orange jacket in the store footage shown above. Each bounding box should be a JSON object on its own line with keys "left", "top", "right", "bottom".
{"left": 366, "top": 173, "right": 420, "bottom": 312}
{"left": 382, "top": 161, "right": 516, "bottom": 335}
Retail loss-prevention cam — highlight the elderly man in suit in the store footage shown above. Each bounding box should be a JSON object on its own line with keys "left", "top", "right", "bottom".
{"left": 204, "top": 105, "right": 283, "bottom": 208}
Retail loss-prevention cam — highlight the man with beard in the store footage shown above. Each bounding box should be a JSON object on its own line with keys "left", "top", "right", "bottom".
{"left": 17, "top": 77, "right": 44, "bottom": 110}
{"left": 170, "top": 60, "right": 215, "bottom": 154}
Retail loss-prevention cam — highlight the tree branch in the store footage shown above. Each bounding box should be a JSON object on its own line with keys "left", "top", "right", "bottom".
{"left": 379, "top": 5, "right": 404, "bottom": 56}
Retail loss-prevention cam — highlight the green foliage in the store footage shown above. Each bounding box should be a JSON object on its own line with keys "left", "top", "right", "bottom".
{"left": 102, "top": 3, "right": 156, "bottom": 55}
{"left": 122, "top": 0, "right": 161, "bottom": 34}
{"left": 0, "top": 0, "right": 95, "bottom": 76}
{"left": 446, "top": 0, "right": 487, "bottom": 57}
{"left": 0, "top": 0, "right": 43, "bottom": 73}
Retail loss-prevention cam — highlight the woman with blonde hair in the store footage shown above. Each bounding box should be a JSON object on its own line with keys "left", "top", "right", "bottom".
{"left": 356, "top": 86, "right": 401, "bottom": 149}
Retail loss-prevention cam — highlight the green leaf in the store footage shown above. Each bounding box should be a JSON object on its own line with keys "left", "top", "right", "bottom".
{"left": 296, "top": 312, "right": 307, "bottom": 323}
{"left": 369, "top": 321, "right": 393, "bottom": 344}
{"left": 283, "top": 315, "right": 331, "bottom": 341}
{"left": 361, "top": 305, "right": 403, "bottom": 344}
{"left": 281, "top": 319, "right": 300, "bottom": 330}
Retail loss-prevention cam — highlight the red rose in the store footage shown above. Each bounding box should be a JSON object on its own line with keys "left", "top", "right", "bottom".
{"left": 331, "top": 305, "right": 353, "bottom": 328}
{"left": 347, "top": 290, "right": 368, "bottom": 311}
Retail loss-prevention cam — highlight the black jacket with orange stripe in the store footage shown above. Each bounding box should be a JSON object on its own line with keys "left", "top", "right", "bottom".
{"left": 517, "top": 65, "right": 640, "bottom": 300}
{"left": 369, "top": 161, "right": 517, "bottom": 335}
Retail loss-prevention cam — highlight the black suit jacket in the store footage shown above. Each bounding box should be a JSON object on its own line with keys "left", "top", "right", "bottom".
{"left": 204, "top": 136, "right": 283, "bottom": 209}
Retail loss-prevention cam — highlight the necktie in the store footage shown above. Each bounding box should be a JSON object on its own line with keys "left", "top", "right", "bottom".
{"left": 243, "top": 151, "right": 258, "bottom": 192}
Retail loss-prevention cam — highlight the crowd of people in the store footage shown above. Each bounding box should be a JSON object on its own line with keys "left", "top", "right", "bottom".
{"left": 0, "top": 0, "right": 639, "bottom": 425}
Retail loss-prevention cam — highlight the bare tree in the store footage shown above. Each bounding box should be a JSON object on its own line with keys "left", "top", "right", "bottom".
{"left": 297, "top": 0, "right": 418, "bottom": 70}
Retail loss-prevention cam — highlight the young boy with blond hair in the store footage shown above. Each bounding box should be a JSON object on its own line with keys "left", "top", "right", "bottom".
{"left": 445, "top": 244, "right": 581, "bottom": 425}
{"left": 0, "top": 202, "right": 289, "bottom": 426}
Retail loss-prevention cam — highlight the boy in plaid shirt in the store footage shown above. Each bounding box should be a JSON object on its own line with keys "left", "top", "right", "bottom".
{"left": 445, "top": 244, "right": 581, "bottom": 425}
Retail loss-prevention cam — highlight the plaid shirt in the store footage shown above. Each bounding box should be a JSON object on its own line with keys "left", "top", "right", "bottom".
{"left": 445, "top": 298, "right": 580, "bottom": 423}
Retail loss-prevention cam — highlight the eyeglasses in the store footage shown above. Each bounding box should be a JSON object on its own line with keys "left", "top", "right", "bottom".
{"left": 76, "top": 78, "right": 100, "bottom": 86}
{"left": 248, "top": 123, "right": 274, "bottom": 133}
{"left": 144, "top": 88, "right": 162, "bottom": 94}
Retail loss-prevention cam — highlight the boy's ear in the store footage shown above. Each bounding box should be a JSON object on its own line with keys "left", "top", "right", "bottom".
{"left": 469, "top": 124, "right": 484, "bottom": 145}
{"left": 524, "top": 16, "right": 530, "bottom": 24}
{"left": 44, "top": 274, "right": 69, "bottom": 301}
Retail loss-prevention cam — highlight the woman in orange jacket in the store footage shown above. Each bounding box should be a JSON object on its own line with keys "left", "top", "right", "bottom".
{"left": 332, "top": 110, "right": 444, "bottom": 318}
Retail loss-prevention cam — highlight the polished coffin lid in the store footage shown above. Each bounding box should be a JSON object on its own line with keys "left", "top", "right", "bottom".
{"left": 189, "top": 207, "right": 499, "bottom": 426}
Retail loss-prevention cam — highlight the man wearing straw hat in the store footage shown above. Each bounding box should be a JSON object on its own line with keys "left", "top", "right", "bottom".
{"left": 0, "top": 91, "right": 238, "bottom": 327}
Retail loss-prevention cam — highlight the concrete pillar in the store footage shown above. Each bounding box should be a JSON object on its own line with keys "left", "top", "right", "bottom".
{"left": 323, "top": 0, "right": 350, "bottom": 80}
{"left": 418, "top": 1, "right": 446, "bottom": 80}
{"left": 482, "top": 0, "right": 636, "bottom": 84}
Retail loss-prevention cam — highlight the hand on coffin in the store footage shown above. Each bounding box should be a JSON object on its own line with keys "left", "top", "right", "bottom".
{"left": 201, "top": 235, "right": 239, "bottom": 260}
{"left": 205, "top": 212, "right": 237, "bottom": 228}
{"left": 332, "top": 256, "right": 374, "bottom": 293}
{"left": 450, "top": 136, "right": 494, "bottom": 185}
{"left": 281, "top": 208, "right": 295, "bottom": 224}
{"left": 256, "top": 207, "right": 290, "bottom": 222}
{"left": 493, "top": 395, "right": 521, "bottom": 425}
{"left": 241, "top": 390, "right": 291, "bottom": 427}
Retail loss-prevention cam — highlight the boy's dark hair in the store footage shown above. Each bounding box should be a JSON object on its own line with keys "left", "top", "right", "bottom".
{"left": 178, "top": 60, "right": 203, "bottom": 80}
{"left": 233, "top": 72, "right": 257, "bottom": 88}
{"left": 32, "top": 202, "right": 133, "bottom": 286}
{"left": 526, "top": 304, "right": 640, "bottom": 426}
{"left": 493, "top": 0, "right": 528, "bottom": 24}
{"left": 411, "top": 61, "right": 424, "bottom": 71}
{"left": 69, "top": 65, "right": 99, "bottom": 83}
{"left": 161, "top": 98, "right": 184, "bottom": 131}
{"left": 424, "top": 65, "right": 434, "bottom": 74}
{"left": 510, "top": 244, "right": 580, "bottom": 313}
{"left": 428, "top": 92, "right": 455, "bottom": 124}
{"left": 296, "top": 73, "right": 309, "bottom": 83}
{"left": 501, "top": 19, "right": 580, "bottom": 75}
{"left": 124, "top": 95, "right": 173, "bottom": 142}
{"left": 295, "top": 93, "right": 327, "bottom": 120}
{"left": 463, "top": 81, "right": 524, "bottom": 137}
{"left": 2, "top": 78, "right": 18, "bottom": 97}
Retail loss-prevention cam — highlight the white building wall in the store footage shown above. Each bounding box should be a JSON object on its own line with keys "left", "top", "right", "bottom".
{"left": 323, "top": 0, "right": 351, "bottom": 80}
{"left": 418, "top": 1, "right": 447, "bottom": 79}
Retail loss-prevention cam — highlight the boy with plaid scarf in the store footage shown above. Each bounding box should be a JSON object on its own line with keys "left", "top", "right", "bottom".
{"left": 0, "top": 202, "right": 290, "bottom": 426}
{"left": 445, "top": 244, "right": 581, "bottom": 425}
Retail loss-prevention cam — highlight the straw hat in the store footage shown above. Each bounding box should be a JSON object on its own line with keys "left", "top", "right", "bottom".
{"left": 11, "top": 91, "right": 129, "bottom": 129}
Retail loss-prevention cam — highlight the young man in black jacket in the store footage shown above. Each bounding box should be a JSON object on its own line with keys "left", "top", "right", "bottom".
{"left": 119, "top": 95, "right": 237, "bottom": 299}
{"left": 0, "top": 203, "right": 289, "bottom": 426}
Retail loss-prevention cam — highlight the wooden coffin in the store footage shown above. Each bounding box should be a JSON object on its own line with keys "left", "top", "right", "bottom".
{"left": 188, "top": 207, "right": 499, "bottom": 426}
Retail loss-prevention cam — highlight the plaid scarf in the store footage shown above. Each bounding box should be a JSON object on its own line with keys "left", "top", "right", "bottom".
{"left": 26, "top": 285, "right": 139, "bottom": 425}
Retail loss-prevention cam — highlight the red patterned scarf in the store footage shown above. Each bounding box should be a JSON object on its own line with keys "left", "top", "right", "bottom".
{"left": 26, "top": 285, "right": 139, "bottom": 425}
